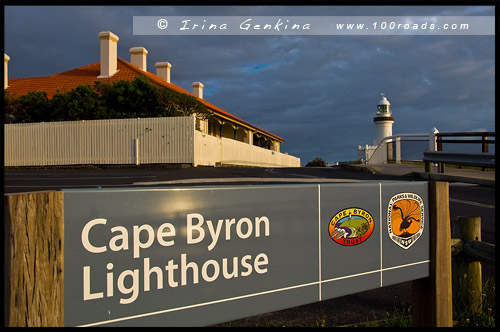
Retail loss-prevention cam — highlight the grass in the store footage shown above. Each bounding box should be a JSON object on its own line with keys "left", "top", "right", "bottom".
{"left": 452, "top": 276, "right": 496, "bottom": 327}
{"left": 359, "top": 277, "right": 496, "bottom": 327}
{"left": 365, "top": 306, "right": 413, "bottom": 327}
{"left": 215, "top": 277, "right": 495, "bottom": 327}
{"left": 237, "top": 276, "right": 496, "bottom": 327}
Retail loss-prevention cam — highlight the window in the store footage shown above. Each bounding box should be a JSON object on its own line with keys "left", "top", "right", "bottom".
{"left": 377, "top": 105, "right": 388, "bottom": 114}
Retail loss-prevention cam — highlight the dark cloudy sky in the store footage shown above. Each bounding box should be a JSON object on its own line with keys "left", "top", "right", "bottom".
{"left": 3, "top": 4, "right": 495, "bottom": 164}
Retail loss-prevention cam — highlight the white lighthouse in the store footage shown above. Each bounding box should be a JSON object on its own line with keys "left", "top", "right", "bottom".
{"left": 373, "top": 93, "right": 394, "bottom": 145}
{"left": 357, "top": 93, "right": 396, "bottom": 163}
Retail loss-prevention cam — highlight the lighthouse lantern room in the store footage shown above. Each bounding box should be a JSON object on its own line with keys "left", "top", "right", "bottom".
{"left": 373, "top": 93, "right": 395, "bottom": 145}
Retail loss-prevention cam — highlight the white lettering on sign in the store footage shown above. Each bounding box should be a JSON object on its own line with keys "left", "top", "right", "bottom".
{"left": 81, "top": 218, "right": 176, "bottom": 258}
{"left": 186, "top": 213, "right": 270, "bottom": 251}
{"left": 80, "top": 213, "right": 271, "bottom": 304}
{"left": 81, "top": 218, "right": 107, "bottom": 253}
{"left": 82, "top": 253, "right": 269, "bottom": 304}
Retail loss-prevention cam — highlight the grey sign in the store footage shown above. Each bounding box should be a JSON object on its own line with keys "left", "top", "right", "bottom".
{"left": 63, "top": 181, "right": 429, "bottom": 326}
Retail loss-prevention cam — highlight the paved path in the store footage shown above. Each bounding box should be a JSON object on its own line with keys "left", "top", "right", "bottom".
{"left": 344, "top": 163, "right": 495, "bottom": 187}
{"left": 3, "top": 165, "right": 410, "bottom": 193}
{"left": 4, "top": 163, "right": 493, "bottom": 192}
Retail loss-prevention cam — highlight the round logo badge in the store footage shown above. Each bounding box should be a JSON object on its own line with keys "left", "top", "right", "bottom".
{"left": 328, "top": 208, "right": 374, "bottom": 246}
{"left": 387, "top": 193, "right": 425, "bottom": 249}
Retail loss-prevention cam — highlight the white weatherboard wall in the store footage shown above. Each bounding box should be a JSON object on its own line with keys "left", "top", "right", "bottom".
{"left": 194, "top": 131, "right": 300, "bottom": 167}
{"left": 194, "top": 131, "right": 221, "bottom": 166}
{"left": 219, "top": 137, "right": 300, "bottom": 167}
{"left": 5, "top": 116, "right": 300, "bottom": 167}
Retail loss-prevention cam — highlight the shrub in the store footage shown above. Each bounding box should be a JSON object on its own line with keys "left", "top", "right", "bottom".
{"left": 5, "top": 76, "right": 212, "bottom": 123}
{"left": 306, "top": 157, "right": 327, "bottom": 167}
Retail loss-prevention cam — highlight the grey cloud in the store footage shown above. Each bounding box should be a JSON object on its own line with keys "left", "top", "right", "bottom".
{"left": 3, "top": 5, "right": 494, "bottom": 164}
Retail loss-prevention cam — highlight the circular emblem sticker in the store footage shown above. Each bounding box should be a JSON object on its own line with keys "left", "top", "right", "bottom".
{"left": 328, "top": 208, "right": 374, "bottom": 246}
{"left": 387, "top": 193, "right": 425, "bottom": 249}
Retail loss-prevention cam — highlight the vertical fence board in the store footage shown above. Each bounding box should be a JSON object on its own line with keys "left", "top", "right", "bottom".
{"left": 5, "top": 117, "right": 297, "bottom": 167}
{"left": 4, "top": 117, "right": 197, "bottom": 166}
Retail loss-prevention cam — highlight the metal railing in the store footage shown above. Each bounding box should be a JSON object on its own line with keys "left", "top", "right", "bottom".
{"left": 436, "top": 131, "right": 495, "bottom": 153}
{"left": 363, "top": 133, "right": 429, "bottom": 164}
{"left": 424, "top": 132, "right": 495, "bottom": 173}
{"left": 362, "top": 131, "right": 495, "bottom": 171}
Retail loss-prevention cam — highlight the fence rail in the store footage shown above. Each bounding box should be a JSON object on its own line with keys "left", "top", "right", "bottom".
{"left": 423, "top": 151, "right": 495, "bottom": 169}
{"left": 436, "top": 132, "right": 495, "bottom": 153}
{"left": 362, "top": 131, "right": 496, "bottom": 172}
{"left": 425, "top": 132, "right": 495, "bottom": 173}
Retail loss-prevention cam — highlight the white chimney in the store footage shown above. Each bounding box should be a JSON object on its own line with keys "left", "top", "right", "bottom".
{"left": 192, "top": 82, "right": 204, "bottom": 99}
{"left": 129, "top": 47, "right": 148, "bottom": 71}
{"left": 155, "top": 62, "right": 172, "bottom": 83}
{"left": 4, "top": 53, "right": 10, "bottom": 89}
{"left": 98, "top": 31, "right": 119, "bottom": 78}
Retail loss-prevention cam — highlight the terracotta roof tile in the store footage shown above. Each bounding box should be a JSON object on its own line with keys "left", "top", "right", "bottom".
{"left": 6, "top": 58, "right": 284, "bottom": 142}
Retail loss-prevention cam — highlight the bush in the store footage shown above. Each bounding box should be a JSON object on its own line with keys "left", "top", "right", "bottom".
{"left": 5, "top": 76, "right": 212, "bottom": 123}
{"left": 50, "top": 85, "right": 105, "bottom": 121}
{"left": 306, "top": 157, "right": 327, "bottom": 167}
{"left": 8, "top": 90, "right": 49, "bottom": 123}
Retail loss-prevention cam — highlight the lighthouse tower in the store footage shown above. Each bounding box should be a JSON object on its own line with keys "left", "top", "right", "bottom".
{"left": 373, "top": 93, "right": 394, "bottom": 145}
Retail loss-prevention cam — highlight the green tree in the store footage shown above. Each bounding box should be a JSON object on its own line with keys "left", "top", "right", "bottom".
{"left": 50, "top": 85, "right": 106, "bottom": 121}
{"left": 9, "top": 91, "right": 49, "bottom": 123}
{"left": 96, "top": 76, "right": 211, "bottom": 120}
{"left": 163, "top": 88, "right": 212, "bottom": 121}
{"left": 97, "top": 77, "right": 159, "bottom": 118}
{"left": 5, "top": 75, "right": 213, "bottom": 123}
{"left": 4, "top": 91, "right": 16, "bottom": 123}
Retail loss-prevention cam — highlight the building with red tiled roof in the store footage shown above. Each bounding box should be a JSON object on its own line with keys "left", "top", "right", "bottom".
{"left": 5, "top": 31, "right": 283, "bottom": 147}
{"left": 4, "top": 31, "right": 300, "bottom": 167}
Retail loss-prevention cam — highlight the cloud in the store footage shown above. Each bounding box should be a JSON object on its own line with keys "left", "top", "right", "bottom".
{"left": 3, "top": 5, "right": 495, "bottom": 164}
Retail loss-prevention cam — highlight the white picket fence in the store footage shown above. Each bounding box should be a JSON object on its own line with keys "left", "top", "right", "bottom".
{"left": 4, "top": 116, "right": 300, "bottom": 167}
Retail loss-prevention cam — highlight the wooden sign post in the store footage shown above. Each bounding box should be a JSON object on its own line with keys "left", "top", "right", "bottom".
{"left": 4, "top": 191, "right": 64, "bottom": 327}
{"left": 412, "top": 181, "right": 452, "bottom": 327}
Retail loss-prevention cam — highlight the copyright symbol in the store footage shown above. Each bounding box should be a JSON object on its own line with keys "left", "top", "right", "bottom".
{"left": 157, "top": 18, "right": 168, "bottom": 30}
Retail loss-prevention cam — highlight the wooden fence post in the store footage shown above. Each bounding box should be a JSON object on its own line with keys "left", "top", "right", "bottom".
{"left": 412, "top": 181, "right": 453, "bottom": 327}
{"left": 451, "top": 216, "right": 482, "bottom": 314}
{"left": 424, "top": 161, "right": 432, "bottom": 173}
{"left": 4, "top": 191, "right": 64, "bottom": 327}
